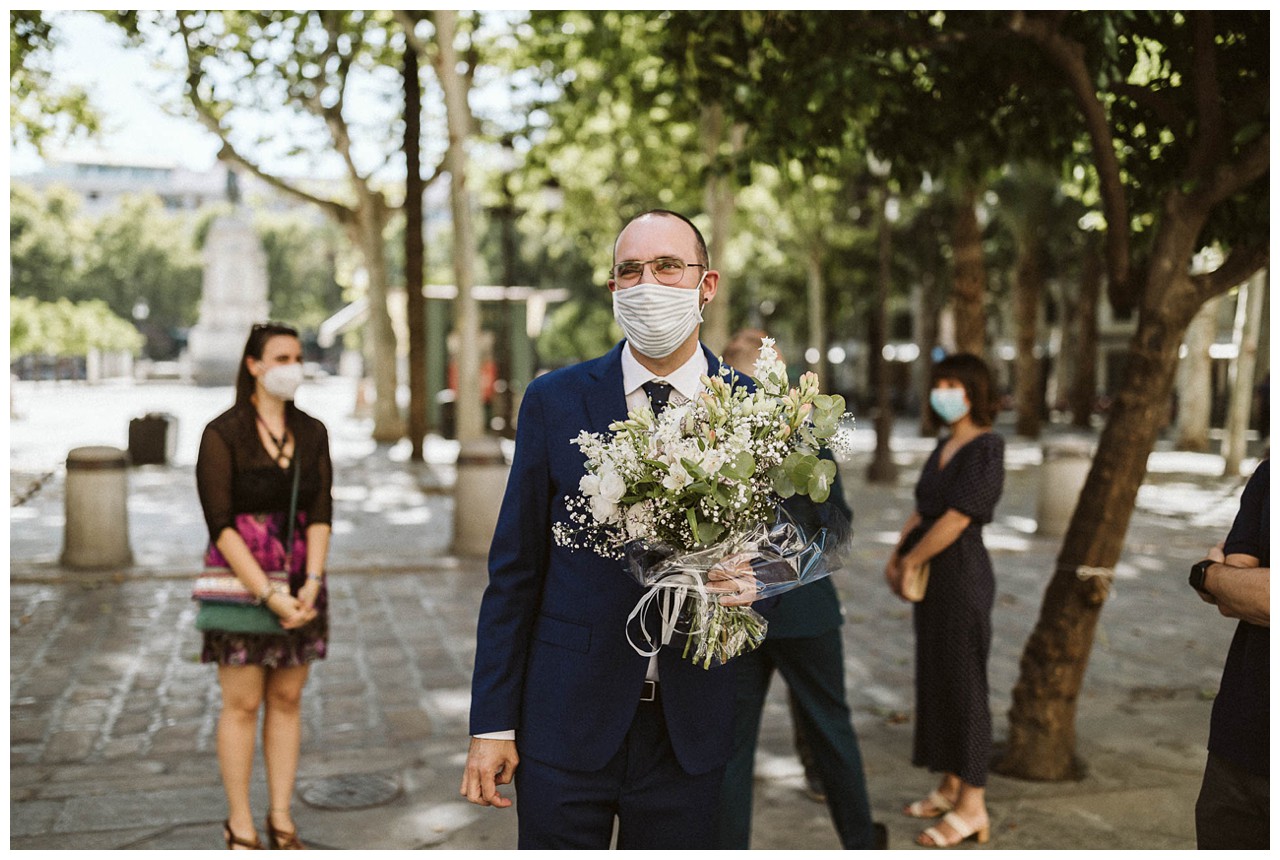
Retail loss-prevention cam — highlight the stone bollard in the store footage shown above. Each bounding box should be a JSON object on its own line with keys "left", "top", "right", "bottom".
{"left": 452, "top": 436, "right": 510, "bottom": 558}
{"left": 61, "top": 446, "right": 133, "bottom": 569}
{"left": 1037, "top": 436, "right": 1095, "bottom": 537}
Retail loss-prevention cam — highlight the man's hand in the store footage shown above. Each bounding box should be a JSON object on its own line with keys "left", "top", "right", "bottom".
{"left": 460, "top": 737, "right": 519, "bottom": 808}
{"left": 707, "top": 553, "right": 760, "bottom": 606}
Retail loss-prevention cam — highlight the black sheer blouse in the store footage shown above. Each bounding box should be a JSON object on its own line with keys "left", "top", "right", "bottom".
{"left": 196, "top": 402, "right": 333, "bottom": 544}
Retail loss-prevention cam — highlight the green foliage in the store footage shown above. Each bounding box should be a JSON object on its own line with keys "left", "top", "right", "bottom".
{"left": 9, "top": 296, "right": 44, "bottom": 356}
{"left": 10, "top": 296, "right": 143, "bottom": 358}
{"left": 8, "top": 183, "right": 82, "bottom": 303}
{"left": 10, "top": 10, "right": 101, "bottom": 152}
{"left": 257, "top": 212, "right": 345, "bottom": 332}
{"left": 661, "top": 10, "right": 1266, "bottom": 315}
{"left": 118, "top": 11, "right": 407, "bottom": 188}
{"left": 509, "top": 13, "right": 712, "bottom": 289}
{"left": 535, "top": 300, "right": 621, "bottom": 368}
{"left": 76, "top": 195, "right": 204, "bottom": 329}
{"left": 10, "top": 184, "right": 345, "bottom": 357}
{"left": 769, "top": 451, "right": 838, "bottom": 504}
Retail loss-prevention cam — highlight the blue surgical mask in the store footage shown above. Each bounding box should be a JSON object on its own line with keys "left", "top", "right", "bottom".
{"left": 929, "top": 387, "right": 970, "bottom": 424}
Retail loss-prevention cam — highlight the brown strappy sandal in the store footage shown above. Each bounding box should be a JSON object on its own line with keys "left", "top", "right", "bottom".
{"left": 265, "top": 812, "right": 306, "bottom": 850}
{"left": 223, "top": 819, "right": 262, "bottom": 850}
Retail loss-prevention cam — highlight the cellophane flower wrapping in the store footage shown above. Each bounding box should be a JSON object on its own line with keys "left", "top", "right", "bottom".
{"left": 553, "top": 338, "right": 854, "bottom": 668}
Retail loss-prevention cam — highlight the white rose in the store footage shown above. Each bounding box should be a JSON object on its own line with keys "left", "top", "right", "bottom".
{"left": 599, "top": 469, "right": 626, "bottom": 503}
{"left": 580, "top": 474, "right": 601, "bottom": 496}
{"left": 590, "top": 494, "right": 618, "bottom": 523}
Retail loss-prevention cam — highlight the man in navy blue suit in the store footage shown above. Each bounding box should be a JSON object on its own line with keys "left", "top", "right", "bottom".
{"left": 460, "top": 209, "right": 769, "bottom": 849}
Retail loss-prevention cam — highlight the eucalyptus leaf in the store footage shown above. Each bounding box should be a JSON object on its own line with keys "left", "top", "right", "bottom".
{"left": 770, "top": 465, "right": 796, "bottom": 498}
{"left": 696, "top": 521, "right": 725, "bottom": 544}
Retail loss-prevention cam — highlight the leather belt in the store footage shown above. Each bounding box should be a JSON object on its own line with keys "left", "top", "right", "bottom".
{"left": 640, "top": 680, "right": 658, "bottom": 702}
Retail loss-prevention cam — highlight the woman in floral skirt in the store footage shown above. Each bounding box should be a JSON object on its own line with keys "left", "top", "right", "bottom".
{"left": 196, "top": 322, "right": 332, "bottom": 850}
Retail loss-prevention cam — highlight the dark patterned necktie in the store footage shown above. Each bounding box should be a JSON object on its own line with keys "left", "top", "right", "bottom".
{"left": 642, "top": 380, "right": 674, "bottom": 417}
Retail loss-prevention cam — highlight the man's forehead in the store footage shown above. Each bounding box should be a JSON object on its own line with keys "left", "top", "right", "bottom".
{"left": 615, "top": 214, "right": 697, "bottom": 258}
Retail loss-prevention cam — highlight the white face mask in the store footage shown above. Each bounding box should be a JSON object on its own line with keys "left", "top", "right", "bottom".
{"left": 929, "top": 387, "right": 970, "bottom": 424}
{"left": 261, "top": 363, "right": 304, "bottom": 400}
{"left": 612, "top": 280, "right": 705, "bottom": 360}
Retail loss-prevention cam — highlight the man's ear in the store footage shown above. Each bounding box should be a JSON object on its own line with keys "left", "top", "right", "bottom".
{"left": 700, "top": 271, "right": 720, "bottom": 307}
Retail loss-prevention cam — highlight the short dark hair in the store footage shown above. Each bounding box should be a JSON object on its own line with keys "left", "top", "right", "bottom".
{"left": 615, "top": 209, "right": 710, "bottom": 268}
{"left": 930, "top": 352, "right": 998, "bottom": 426}
{"left": 235, "top": 321, "right": 300, "bottom": 406}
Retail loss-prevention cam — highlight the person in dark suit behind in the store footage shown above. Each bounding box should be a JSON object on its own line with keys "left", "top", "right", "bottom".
{"left": 715, "top": 330, "right": 880, "bottom": 850}
{"left": 460, "top": 209, "right": 772, "bottom": 849}
{"left": 1190, "top": 459, "right": 1268, "bottom": 849}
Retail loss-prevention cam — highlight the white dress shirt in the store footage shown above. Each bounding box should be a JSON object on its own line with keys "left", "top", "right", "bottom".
{"left": 620, "top": 341, "right": 709, "bottom": 418}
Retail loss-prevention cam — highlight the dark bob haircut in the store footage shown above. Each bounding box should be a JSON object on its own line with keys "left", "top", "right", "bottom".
{"left": 235, "top": 321, "right": 300, "bottom": 407}
{"left": 930, "top": 352, "right": 998, "bottom": 427}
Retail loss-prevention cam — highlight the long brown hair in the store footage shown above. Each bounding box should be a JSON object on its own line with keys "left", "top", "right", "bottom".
{"left": 234, "top": 322, "right": 300, "bottom": 407}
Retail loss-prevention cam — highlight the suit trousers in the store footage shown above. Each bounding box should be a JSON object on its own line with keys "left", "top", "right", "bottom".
{"left": 1195, "top": 751, "right": 1269, "bottom": 849}
{"left": 514, "top": 692, "right": 726, "bottom": 849}
{"left": 717, "top": 628, "right": 875, "bottom": 849}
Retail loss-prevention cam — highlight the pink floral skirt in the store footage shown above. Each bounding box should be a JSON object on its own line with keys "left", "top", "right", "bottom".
{"left": 199, "top": 510, "right": 328, "bottom": 668}
{"left": 201, "top": 616, "right": 327, "bottom": 668}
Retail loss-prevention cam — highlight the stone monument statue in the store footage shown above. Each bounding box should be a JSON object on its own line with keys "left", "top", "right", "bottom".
{"left": 186, "top": 165, "right": 270, "bottom": 386}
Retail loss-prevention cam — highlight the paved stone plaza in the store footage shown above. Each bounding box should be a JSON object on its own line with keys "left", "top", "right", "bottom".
{"left": 10, "top": 377, "right": 1258, "bottom": 849}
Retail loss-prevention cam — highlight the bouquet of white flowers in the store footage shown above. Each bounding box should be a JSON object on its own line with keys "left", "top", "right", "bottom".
{"left": 553, "top": 338, "right": 852, "bottom": 668}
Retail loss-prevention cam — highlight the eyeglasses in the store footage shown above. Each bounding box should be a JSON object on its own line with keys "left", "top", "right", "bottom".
{"left": 612, "top": 257, "right": 706, "bottom": 287}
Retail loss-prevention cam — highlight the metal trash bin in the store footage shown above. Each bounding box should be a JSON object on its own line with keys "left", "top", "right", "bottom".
{"left": 62, "top": 446, "right": 133, "bottom": 569}
{"left": 128, "top": 412, "right": 177, "bottom": 466}
{"left": 1037, "top": 436, "right": 1094, "bottom": 537}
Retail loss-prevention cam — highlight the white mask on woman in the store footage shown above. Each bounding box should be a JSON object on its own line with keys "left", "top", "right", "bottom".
{"left": 929, "top": 387, "right": 970, "bottom": 424}
{"left": 612, "top": 280, "right": 705, "bottom": 360}
{"left": 262, "top": 364, "right": 304, "bottom": 401}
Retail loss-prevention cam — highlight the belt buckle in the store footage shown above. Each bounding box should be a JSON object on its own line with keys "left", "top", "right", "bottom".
{"left": 640, "top": 680, "right": 657, "bottom": 702}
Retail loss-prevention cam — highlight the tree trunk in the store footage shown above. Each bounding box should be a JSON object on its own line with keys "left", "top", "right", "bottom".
{"left": 354, "top": 196, "right": 403, "bottom": 443}
{"left": 700, "top": 103, "right": 742, "bottom": 354}
{"left": 1013, "top": 239, "right": 1045, "bottom": 437}
{"left": 1174, "top": 296, "right": 1218, "bottom": 452}
{"left": 999, "top": 199, "right": 1239, "bottom": 780}
{"left": 915, "top": 274, "right": 940, "bottom": 436}
{"left": 950, "top": 185, "right": 988, "bottom": 356}
{"left": 999, "top": 303, "right": 1190, "bottom": 778}
{"left": 1222, "top": 269, "right": 1266, "bottom": 475}
{"left": 435, "top": 10, "right": 484, "bottom": 444}
{"left": 404, "top": 40, "right": 428, "bottom": 460}
{"left": 1068, "top": 243, "right": 1102, "bottom": 428}
{"left": 806, "top": 244, "right": 827, "bottom": 392}
{"left": 867, "top": 185, "right": 897, "bottom": 483}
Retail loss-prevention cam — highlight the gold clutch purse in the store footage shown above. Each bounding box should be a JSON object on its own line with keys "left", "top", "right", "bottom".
{"left": 901, "top": 560, "right": 930, "bottom": 602}
{"left": 898, "top": 524, "right": 930, "bottom": 602}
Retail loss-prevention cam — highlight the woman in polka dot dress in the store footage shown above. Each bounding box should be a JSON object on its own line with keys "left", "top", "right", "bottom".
{"left": 885, "top": 353, "right": 1005, "bottom": 848}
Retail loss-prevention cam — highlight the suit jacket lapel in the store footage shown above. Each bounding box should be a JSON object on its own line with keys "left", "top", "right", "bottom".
{"left": 702, "top": 343, "right": 722, "bottom": 380}
{"left": 584, "top": 342, "right": 630, "bottom": 435}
